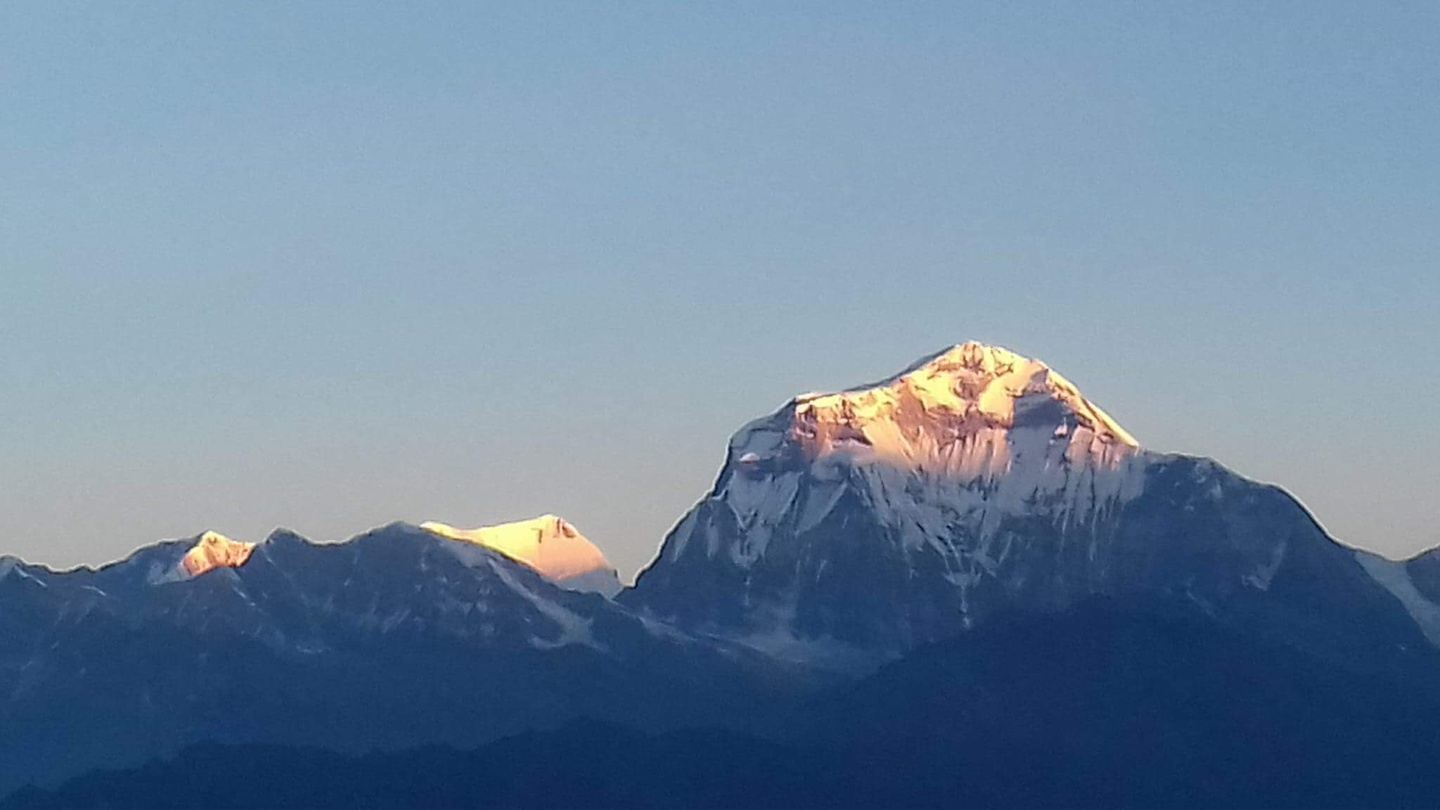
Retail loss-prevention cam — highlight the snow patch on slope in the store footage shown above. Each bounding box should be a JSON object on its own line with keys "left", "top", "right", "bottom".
{"left": 1357, "top": 552, "right": 1440, "bottom": 647}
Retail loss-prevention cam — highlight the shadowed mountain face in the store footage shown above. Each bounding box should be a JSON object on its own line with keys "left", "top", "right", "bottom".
{"left": 4, "top": 342, "right": 1440, "bottom": 802}
{"left": 9, "top": 600, "right": 1440, "bottom": 810}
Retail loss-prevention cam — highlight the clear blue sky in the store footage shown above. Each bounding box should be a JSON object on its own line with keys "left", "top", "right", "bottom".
{"left": 2, "top": 2, "right": 1437, "bottom": 578}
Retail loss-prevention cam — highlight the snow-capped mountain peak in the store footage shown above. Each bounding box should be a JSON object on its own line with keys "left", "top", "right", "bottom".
{"left": 888, "top": 342, "right": 1135, "bottom": 445}
{"left": 179, "top": 530, "right": 255, "bottom": 578}
{"left": 760, "top": 341, "right": 1136, "bottom": 469}
{"left": 627, "top": 340, "right": 1440, "bottom": 668}
{"left": 722, "top": 342, "right": 1143, "bottom": 514}
{"left": 421, "top": 515, "right": 621, "bottom": 596}
{"left": 629, "top": 342, "right": 1158, "bottom": 654}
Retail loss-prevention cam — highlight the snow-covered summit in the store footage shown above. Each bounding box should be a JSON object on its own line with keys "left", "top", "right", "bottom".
{"left": 880, "top": 342, "right": 1135, "bottom": 446}
{"left": 179, "top": 530, "right": 255, "bottom": 578}
{"left": 421, "top": 515, "right": 621, "bottom": 597}
{"left": 733, "top": 341, "right": 1136, "bottom": 477}
{"left": 710, "top": 342, "right": 1147, "bottom": 560}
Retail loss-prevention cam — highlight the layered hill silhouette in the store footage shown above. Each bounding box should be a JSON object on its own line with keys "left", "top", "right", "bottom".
{"left": 9, "top": 601, "right": 1440, "bottom": 809}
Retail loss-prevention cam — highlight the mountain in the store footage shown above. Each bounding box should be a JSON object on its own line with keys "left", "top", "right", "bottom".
{"left": 5, "top": 340, "right": 1440, "bottom": 803}
{"left": 0, "top": 524, "right": 803, "bottom": 797}
{"left": 420, "top": 515, "right": 622, "bottom": 596}
{"left": 625, "top": 342, "right": 1440, "bottom": 674}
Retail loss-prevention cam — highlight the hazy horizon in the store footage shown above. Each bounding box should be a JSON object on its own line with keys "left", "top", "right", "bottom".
{"left": 3, "top": 3, "right": 1437, "bottom": 578}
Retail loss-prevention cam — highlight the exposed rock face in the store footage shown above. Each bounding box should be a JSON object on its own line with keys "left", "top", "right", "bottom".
{"left": 421, "top": 515, "right": 621, "bottom": 597}
{"left": 625, "top": 343, "right": 1440, "bottom": 666}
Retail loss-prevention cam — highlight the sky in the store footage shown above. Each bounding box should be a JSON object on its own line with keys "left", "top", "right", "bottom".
{"left": 1, "top": 2, "right": 1437, "bottom": 580}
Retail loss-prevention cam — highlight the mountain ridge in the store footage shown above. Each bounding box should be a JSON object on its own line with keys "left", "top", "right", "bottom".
{"left": 4, "top": 340, "right": 1440, "bottom": 799}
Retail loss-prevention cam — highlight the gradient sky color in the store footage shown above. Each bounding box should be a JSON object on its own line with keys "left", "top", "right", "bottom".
{"left": 2, "top": 2, "right": 1437, "bottom": 579}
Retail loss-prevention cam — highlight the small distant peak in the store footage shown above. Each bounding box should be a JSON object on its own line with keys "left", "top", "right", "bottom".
{"left": 263, "top": 527, "right": 313, "bottom": 547}
{"left": 180, "top": 531, "right": 256, "bottom": 578}
{"left": 421, "top": 515, "right": 620, "bottom": 596}
{"left": 0, "top": 555, "right": 47, "bottom": 589}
